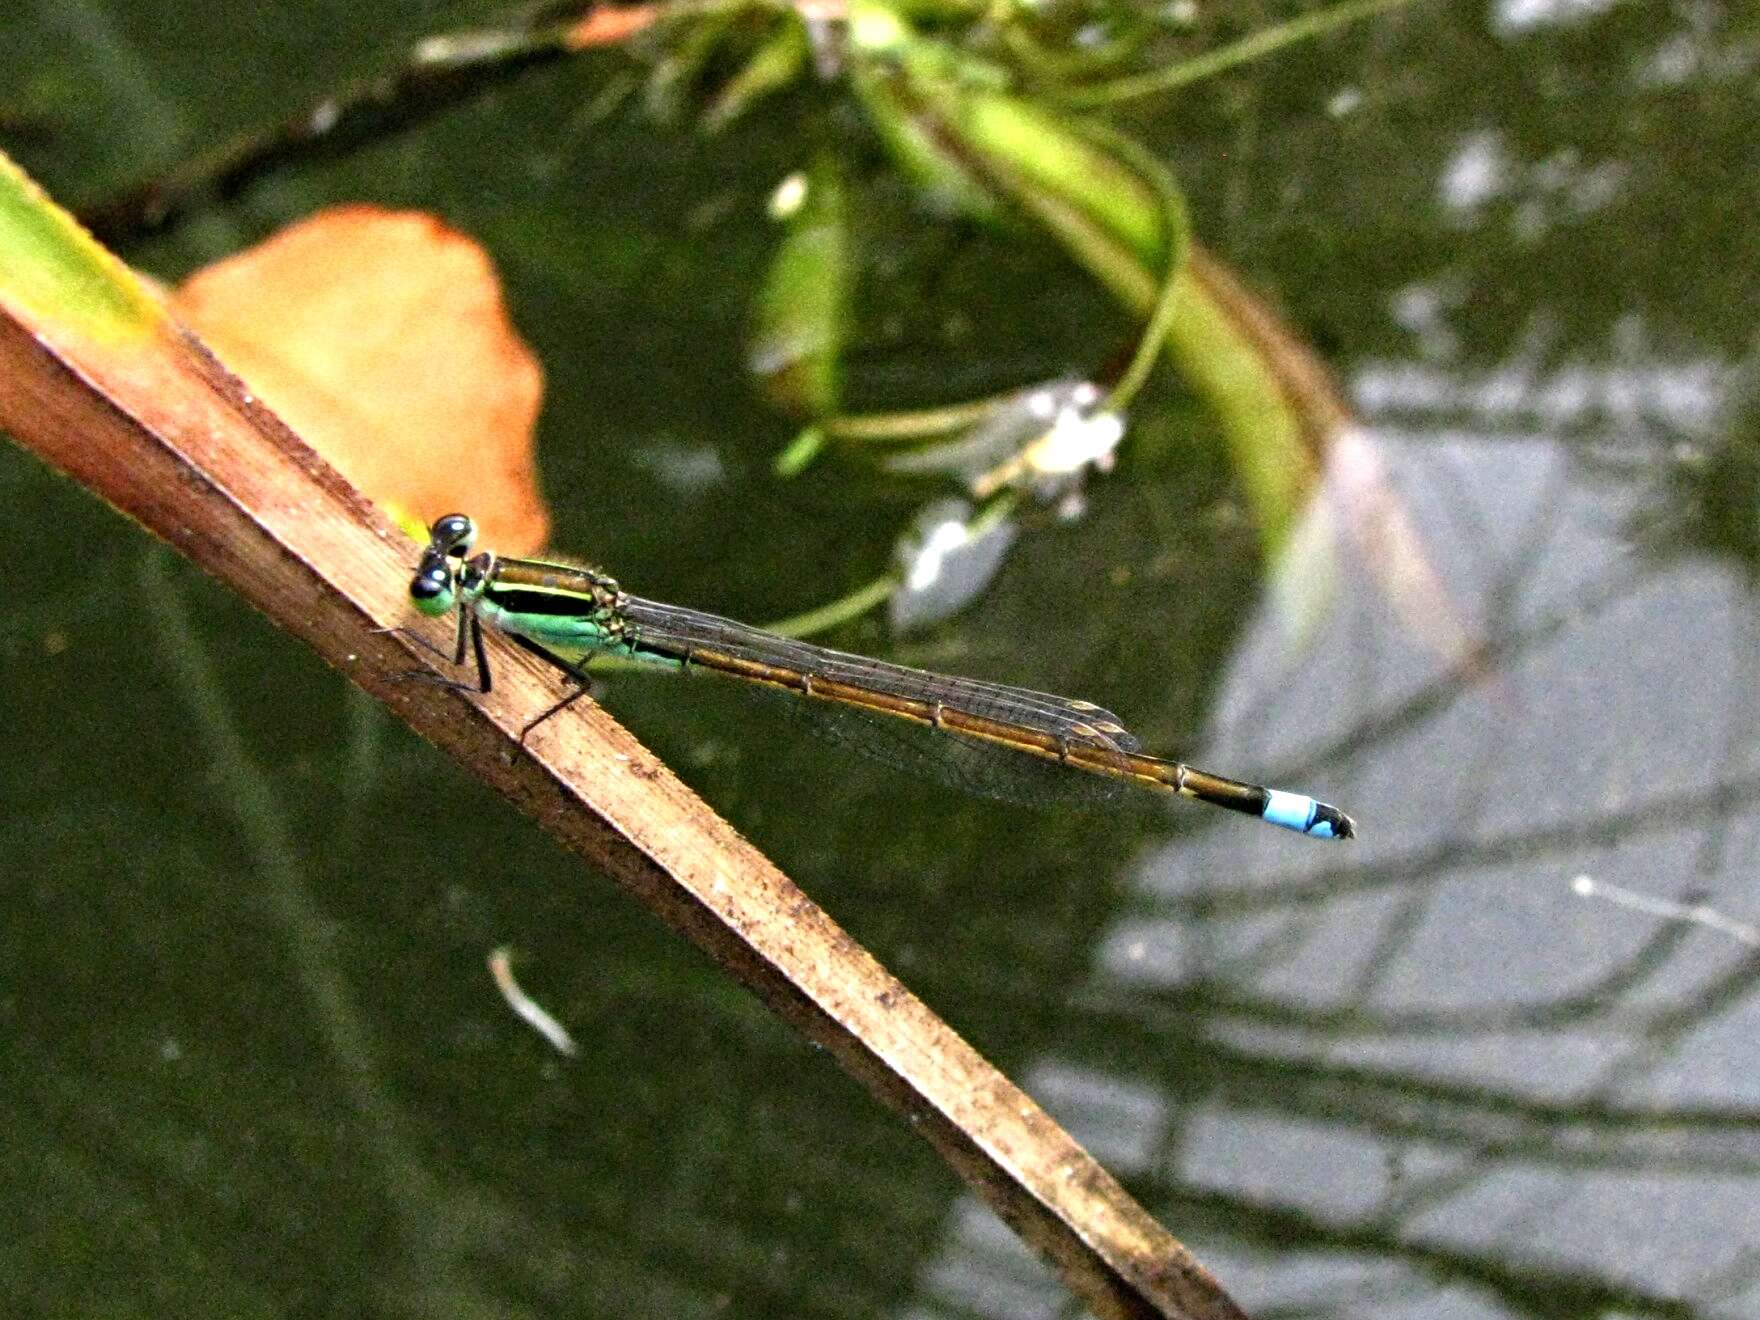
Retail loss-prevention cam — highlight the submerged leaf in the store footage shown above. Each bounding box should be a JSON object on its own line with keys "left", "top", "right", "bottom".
{"left": 751, "top": 159, "right": 851, "bottom": 418}
{"left": 889, "top": 497, "right": 1017, "bottom": 632}
{"left": 1323, "top": 424, "right": 1492, "bottom": 684}
{"left": 703, "top": 19, "right": 809, "bottom": 131}
{"left": 1166, "top": 255, "right": 1316, "bottom": 551}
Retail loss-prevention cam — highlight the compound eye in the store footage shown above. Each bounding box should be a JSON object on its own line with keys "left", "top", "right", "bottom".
{"left": 430, "top": 513, "right": 476, "bottom": 557}
{"left": 409, "top": 562, "right": 455, "bottom": 615}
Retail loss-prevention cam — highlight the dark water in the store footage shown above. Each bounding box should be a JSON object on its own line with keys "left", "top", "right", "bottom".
{"left": 3, "top": 2, "right": 1756, "bottom": 1317}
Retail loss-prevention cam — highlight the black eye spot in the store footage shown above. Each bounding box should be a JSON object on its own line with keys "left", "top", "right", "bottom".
{"left": 411, "top": 565, "right": 450, "bottom": 599}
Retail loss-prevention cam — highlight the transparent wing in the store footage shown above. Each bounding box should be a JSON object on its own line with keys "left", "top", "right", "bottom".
{"left": 619, "top": 596, "right": 1143, "bottom": 759}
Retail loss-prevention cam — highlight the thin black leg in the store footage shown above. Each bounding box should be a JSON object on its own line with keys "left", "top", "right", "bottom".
{"left": 518, "top": 682, "right": 597, "bottom": 744}
{"left": 470, "top": 613, "right": 492, "bottom": 693}
{"left": 377, "top": 625, "right": 456, "bottom": 664}
{"left": 452, "top": 602, "right": 471, "bottom": 666}
{"left": 381, "top": 605, "right": 492, "bottom": 694}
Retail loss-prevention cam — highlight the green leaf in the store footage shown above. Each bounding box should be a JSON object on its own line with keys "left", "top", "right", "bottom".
{"left": 750, "top": 155, "right": 852, "bottom": 418}
{"left": 0, "top": 150, "right": 159, "bottom": 341}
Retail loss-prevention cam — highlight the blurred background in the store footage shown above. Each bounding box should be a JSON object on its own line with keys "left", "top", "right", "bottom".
{"left": 3, "top": 1, "right": 1757, "bottom": 1316}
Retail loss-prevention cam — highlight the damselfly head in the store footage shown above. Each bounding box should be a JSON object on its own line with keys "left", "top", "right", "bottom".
{"left": 409, "top": 514, "right": 480, "bottom": 615}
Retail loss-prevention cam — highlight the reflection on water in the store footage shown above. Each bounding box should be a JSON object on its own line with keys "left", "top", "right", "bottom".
{"left": 904, "top": 349, "right": 1760, "bottom": 1318}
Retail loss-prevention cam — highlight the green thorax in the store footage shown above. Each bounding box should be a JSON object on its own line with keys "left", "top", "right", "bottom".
{"left": 475, "top": 554, "right": 643, "bottom": 663}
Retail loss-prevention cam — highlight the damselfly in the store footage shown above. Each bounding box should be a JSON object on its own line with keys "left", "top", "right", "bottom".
{"left": 405, "top": 514, "right": 1354, "bottom": 839}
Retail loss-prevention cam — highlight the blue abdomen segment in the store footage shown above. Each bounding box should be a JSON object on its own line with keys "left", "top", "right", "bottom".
{"left": 1263, "top": 789, "right": 1351, "bottom": 839}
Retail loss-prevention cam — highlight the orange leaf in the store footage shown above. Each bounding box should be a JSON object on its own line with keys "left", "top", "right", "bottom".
{"left": 171, "top": 204, "right": 548, "bottom": 554}
{"left": 563, "top": 5, "right": 660, "bottom": 49}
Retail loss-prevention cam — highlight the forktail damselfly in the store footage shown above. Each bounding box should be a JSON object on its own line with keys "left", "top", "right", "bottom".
{"left": 406, "top": 514, "right": 1354, "bottom": 839}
